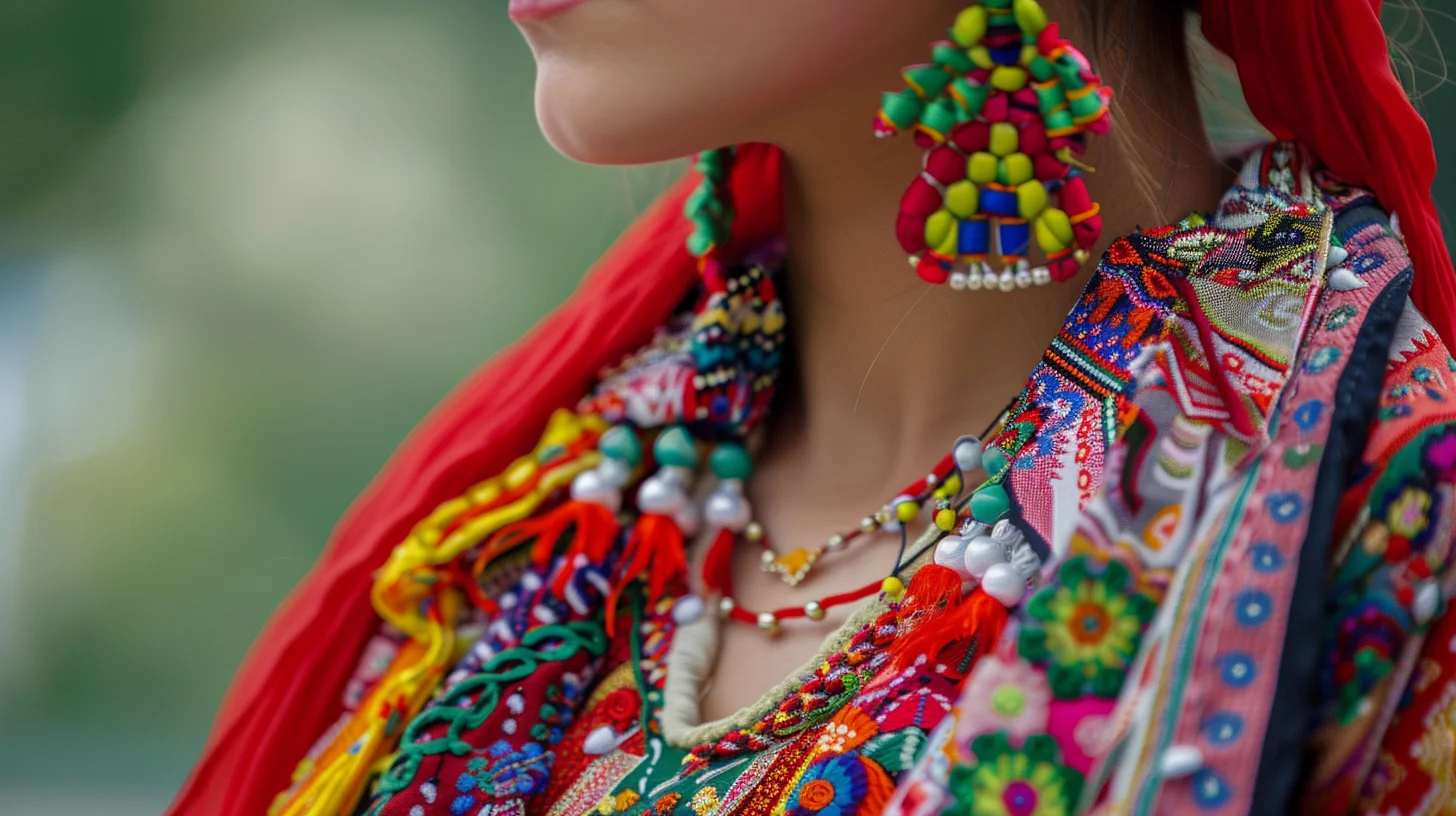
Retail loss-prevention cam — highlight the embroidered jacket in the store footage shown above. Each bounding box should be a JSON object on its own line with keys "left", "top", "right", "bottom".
{"left": 271, "top": 144, "right": 1456, "bottom": 816}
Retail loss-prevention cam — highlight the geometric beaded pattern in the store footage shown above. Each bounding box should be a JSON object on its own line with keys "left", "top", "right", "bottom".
{"left": 878, "top": 0, "right": 1112, "bottom": 290}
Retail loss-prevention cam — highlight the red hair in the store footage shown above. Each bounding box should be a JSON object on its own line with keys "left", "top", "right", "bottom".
{"left": 168, "top": 2, "right": 1451, "bottom": 813}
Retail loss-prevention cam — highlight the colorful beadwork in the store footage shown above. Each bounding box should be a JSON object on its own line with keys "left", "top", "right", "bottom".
{"left": 877, "top": 0, "right": 1111, "bottom": 289}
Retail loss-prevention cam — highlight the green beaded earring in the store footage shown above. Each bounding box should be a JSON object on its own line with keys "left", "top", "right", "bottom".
{"left": 878, "top": 0, "right": 1113, "bottom": 291}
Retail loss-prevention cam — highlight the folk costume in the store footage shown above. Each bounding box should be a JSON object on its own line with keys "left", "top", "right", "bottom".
{"left": 169, "top": 2, "right": 1456, "bottom": 815}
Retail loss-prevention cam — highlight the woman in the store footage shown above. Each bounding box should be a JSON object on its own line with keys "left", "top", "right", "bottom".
{"left": 169, "top": 1, "right": 1456, "bottom": 814}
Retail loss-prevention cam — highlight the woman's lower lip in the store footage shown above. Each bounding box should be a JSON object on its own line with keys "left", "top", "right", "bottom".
{"left": 508, "top": 0, "right": 589, "bottom": 22}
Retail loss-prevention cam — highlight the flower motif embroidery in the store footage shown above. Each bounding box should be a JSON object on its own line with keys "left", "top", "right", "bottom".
{"left": 945, "top": 732, "right": 1084, "bottom": 816}
{"left": 785, "top": 754, "right": 868, "bottom": 816}
{"left": 1386, "top": 486, "right": 1432, "bottom": 541}
{"left": 1019, "top": 556, "right": 1156, "bottom": 698}
{"left": 955, "top": 656, "right": 1051, "bottom": 744}
{"left": 814, "top": 707, "right": 879, "bottom": 755}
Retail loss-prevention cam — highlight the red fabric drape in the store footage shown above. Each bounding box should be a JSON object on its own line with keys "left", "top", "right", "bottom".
{"left": 165, "top": 146, "right": 783, "bottom": 816}
{"left": 1202, "top": 0, "right": 1456, "bottom": 345}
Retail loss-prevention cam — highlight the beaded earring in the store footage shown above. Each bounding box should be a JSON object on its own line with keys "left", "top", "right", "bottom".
{"left": 877, "top": 0, "right": 1112, "bottom": 290}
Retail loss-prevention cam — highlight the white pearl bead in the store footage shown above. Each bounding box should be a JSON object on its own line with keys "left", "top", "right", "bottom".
{"left": 1159, "top": 745, "right": 1204, "bottom": 778}
{"left": 596, "top": 457, "right": 631, "bottom": 487}
{"left": 998, "top": 270, "right": 1016, "bottom": 291}
{"left": 953, "top": 436, "right": 983, "bottom": 473}
{"left": 583, "top": 725, "right": 619, "bottom": 755}
{"left": 965, "top": 270, "right": 984, "bottom": 290}
{"left": 1032, "top": 266, "right": 1052, "bottom": 286}
{"left": 673, "top": 594, "right": 705, "bottom": 625}
{"left": 570, "top": 469, "right": 620, "bottom": 513}
{"left": 804, "top": 601, "right": 825, "bottom": 621}
{"left": 981, "top": 562, "right": 1027, "bottom": 606}
{"left": 949, "top": 271, "right": 968, "bottom": 290}
{"left": 718, "top": 596, "right": 736, "bottom": 618}
{"left": 934, "top": 535, "right": 973, "bottom": 579}
{"left": 637, "top": 474, "right": 685, "bottom": 515}
{"left": 963, "top": 535, "right": 1008, "bottom": 579}
{"left": 704, "top": 489, "right": 752, "bottom": 532}
{"left": 1015, "top": 268, "right": 1033, "bottom": 288}
{"left": 826, "top": 534, "right": 846, "bottom": 552}
{"left": 991, "top": 519, "right": 1023, "bottom": 545}
{"left": 757, "top": 612, "right": 780, "bottom": 634}
{"left": 1414, "top": 580, "right": 1441, "bottom": 625}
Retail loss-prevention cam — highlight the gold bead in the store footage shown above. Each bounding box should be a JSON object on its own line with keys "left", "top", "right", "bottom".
{"left": 826, "top": 534, "right": 846, "bottom": 551}
{"left": 745, "top": 522, "right": 765, "bottom": 543}
{"left": 881, "top": 576, "right": 906, "bottom": 602}
{"left": 874, "top": 508, "right": 892, "bottom": 524}
{"left": 757, "top": 612, "right": 781, "bottom": 635}
{"left": 861, "top": 516, "right": 877, "bottom": 533}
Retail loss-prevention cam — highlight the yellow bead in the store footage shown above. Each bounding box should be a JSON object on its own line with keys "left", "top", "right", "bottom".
{"left": 951, "top": 4, "right": 989, "bottom": 47}
{"left": 1035, "top": 207, "right": 1075, "bottom": 253}
{"left": 1017, "top": 180, "right": 1048, "bottom": 218}
{"left": 925, "top": 209, "right": 955, "bottom": 249}
{"left": 968, "top": 152, "right": 999, "bottom": 184}
{"left": 990, "top": 65, "right": 1029, "bottom": 93}
{"left": 896, "top": 501, "right": 920, "bottom": 523}
{"left": 881, "top": 576, "right": 906, "bottom": 601}
{"left": 935, "top": 508, "right": 957, "bottom": 531}
{"left": 941, "top": 472, "right": 964, "bottom": 495}
{"left": 969, "top": 46, "right": 994, "bottom": 70}
{"left": 1002, "top": 153, "right": 1034, "bottom": 186}
{"left": 945, "top": 180, "right": 980, "bottom": 218}
{"left": 1015, "top": 0, "right": 1049, "bottom": 34}
{"left": 989, "top": 123, "right": 1020, "bottom": 157}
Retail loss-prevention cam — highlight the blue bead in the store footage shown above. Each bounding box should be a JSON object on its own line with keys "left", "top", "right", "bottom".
{"left": 958, "top": 216, "right": 991, "bottom": 256}
{"left": 998, "top": 220, "right": 1031, "bottom": 258}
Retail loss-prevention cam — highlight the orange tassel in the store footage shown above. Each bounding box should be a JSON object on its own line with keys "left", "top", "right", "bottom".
{"left": 604, "top": 513, "right": 685, "bottom": 636}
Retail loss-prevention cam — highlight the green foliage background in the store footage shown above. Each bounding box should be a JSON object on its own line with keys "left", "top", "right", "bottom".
{"left": 0, "top": 3, "right": 1449, "bottom": 811}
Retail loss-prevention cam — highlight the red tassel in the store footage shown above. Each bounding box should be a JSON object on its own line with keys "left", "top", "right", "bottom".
{"left": 890, "top": 566, "right": 1009, "bottom": 677}
{"left": 604, "top": 513, "right": 686, "bottom": 636}
{"left": 701, "top": 528, "right": 737, "bottom": 595}
{"left": 480, "top": 500, "right": 620, "bottom": 598}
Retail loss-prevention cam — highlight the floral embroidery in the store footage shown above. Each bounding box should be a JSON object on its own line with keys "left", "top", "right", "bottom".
{"left": 1019, "top": 556, "right": 1156, "bottom": 698}
{"left": 815, "top": 707, "right": 879, "bottom": 755}
{"left": 945, "top": 732, "right": 1084, "bottom": 816}
{"left": 786, "top": 755, "right": 870, "bottom": 816}
{"left": 956, "top": 656, "right": 1051, "bottom": 744}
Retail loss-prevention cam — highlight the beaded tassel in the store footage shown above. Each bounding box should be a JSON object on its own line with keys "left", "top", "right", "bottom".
{"left": 604, "top": 426, "right": 701, "bottom": 633}
{"left": 877, "top": 0, "right": 1112, "bottom": 289}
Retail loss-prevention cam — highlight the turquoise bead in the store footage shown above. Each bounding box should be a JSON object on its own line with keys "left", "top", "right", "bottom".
{"left": 653, "top": 426, "right": 699, "bottom": 469}
{"left": 709, "top": 443, "right": 752, "bottom": 480}
{"left": 982, "top": 445, "right": 1009, "bottom": 475}
{"left": 970, "top": 484, "right": 1011, "bottom": 523}
{"left": 598, "top": 425, "right": 642, "bottom": 467}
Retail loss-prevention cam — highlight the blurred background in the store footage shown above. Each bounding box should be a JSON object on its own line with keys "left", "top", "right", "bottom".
{"left": 0, "top": 2, "right": 1450, "bottom": 813}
